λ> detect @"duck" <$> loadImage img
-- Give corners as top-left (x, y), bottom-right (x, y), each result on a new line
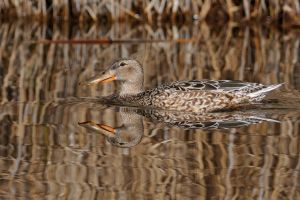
top-left (80, 58), bottom-right (282, 113)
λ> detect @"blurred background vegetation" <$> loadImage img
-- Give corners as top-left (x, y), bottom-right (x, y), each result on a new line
top-left (0, 0), bottom-right (299, 26)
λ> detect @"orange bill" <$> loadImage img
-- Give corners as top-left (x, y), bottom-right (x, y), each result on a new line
top-left (80, 74), bottom-right (116, 86)
top-left (78, 121), bottom-right (116, 136)
top-left (98, 75), bottom-right (116, 84)
top-left (98, 124), bottom-right (115, 133)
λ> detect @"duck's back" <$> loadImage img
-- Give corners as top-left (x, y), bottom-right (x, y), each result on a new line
top-left (139, 80), bottom-right (281, 112)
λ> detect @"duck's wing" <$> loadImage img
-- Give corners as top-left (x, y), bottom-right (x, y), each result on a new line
top-left (162, 80), bottom-right (265, 93)
top-left (162, 80), bottom-right (283, 99)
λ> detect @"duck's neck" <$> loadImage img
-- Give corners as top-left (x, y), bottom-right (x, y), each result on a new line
top-left (119, 81), bottom-right (144, 96)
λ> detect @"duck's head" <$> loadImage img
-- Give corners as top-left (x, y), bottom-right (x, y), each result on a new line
top-left (81, 59), bottom-right (144, 95)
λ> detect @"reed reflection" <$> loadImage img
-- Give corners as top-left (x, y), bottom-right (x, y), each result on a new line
top-left (0, 100), bottom-right (300, 199)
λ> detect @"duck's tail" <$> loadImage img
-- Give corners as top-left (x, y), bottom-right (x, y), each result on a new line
top-left (247, 83), bottom-right (283, 99)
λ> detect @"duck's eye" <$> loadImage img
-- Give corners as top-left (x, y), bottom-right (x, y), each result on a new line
top-left (119, 62), bottom-right (126, 67)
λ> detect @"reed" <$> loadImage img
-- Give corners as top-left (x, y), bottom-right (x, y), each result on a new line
top-left (0, 0), bottom-right (300, 25)
top-left (1, 21), bottom-right (299, 102)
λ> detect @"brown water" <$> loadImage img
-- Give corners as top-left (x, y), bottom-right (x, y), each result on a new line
top-left (0, 21), bottom-right (300, 199)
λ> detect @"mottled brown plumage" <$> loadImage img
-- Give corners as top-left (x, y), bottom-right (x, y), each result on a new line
top-left (81, 59), bottom-right (282, 113)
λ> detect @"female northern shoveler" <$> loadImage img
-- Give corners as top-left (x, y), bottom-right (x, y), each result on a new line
top-left (80, 59), bottom-right (282, 112)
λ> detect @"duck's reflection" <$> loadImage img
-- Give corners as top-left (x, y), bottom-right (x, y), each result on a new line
top-left (78, 107), bottom-right (279, 148)
top-left (79, 110), bottom-right (144, 148)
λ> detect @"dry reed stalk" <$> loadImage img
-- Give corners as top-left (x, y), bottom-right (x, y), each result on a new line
top-left (0, 0), bottom-right (299, 25)
top-left (2, 21), bottom-right (298, 102)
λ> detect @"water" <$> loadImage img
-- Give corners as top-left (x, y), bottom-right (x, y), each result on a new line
top-left (0, 21), bottom-right (300, 199)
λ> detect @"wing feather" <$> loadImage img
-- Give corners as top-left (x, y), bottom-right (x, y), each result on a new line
top-left (160, 80), bottom-right (265, 94)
